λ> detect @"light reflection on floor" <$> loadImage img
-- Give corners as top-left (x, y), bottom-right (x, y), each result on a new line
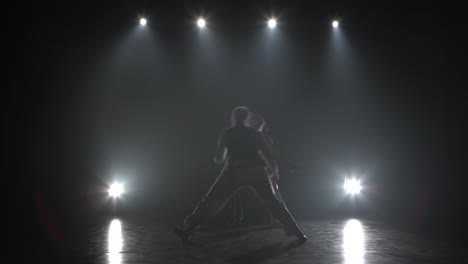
top-left (343, 219), bottom-right (365, 264)
top-left (108, 219), bottom-right (123, 264)
top-left (77, 217), bottom-right (466, 263)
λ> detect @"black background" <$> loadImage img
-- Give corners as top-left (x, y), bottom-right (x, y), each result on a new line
top-left (7, 0), bottom-right (467, 260)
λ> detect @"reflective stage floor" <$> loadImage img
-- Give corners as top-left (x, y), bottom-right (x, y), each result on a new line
top-left (69, 217), bottom-right (466, 264)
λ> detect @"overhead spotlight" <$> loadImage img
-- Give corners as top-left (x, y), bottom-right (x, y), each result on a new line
top-left (332, 20), bottom-right (339, 28)
top-left (197, 18), bottom-right (206, 28)
top-left (109, 182), bottom-right (124, 198)
top-left (268, 18), bottom-right (277, 29)
top-left (140, 18), bottom-right (147, 26)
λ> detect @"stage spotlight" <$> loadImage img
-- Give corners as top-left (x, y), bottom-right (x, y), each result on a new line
top-left (140, 18), bottom-right (147, 26)
top-left (332, 20), bottom-right (339, 28)
top-left (268, 18), bottom-right (277, 29)
top-left (109, 182), bottom-right (124, 198)
top-left (197, 18), bottom-right (206, 28)
top-left (344, 177), bottom-right (361, 195)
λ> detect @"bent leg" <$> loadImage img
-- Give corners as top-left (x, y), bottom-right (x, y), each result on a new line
top-left (182, 166), bottom-right (237, 234)
top-left (240, 167), bottom-right (305, 238)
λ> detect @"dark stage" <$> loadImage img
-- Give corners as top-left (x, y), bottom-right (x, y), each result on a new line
top-left (40, 217), bottom-right (468, 263)
top-left (9, 1), bottom-right (468, 263)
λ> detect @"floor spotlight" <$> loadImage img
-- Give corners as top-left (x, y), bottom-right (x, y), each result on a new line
top-left (109, 182), bottom-right (124, 198)
top-left (197, 18), bottom-right (206, 28)
top-left (332, 20), bottom-right (339, 28)
top-left (140, 18), bottom-right (147, 26)
top-left (268, 18), bottom-right (277, 29)
top-left (344, 177), bottom-right (361, 195)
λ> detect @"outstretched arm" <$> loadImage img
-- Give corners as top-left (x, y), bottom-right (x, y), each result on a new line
top-left (213, 132), bottom-right (227, 165)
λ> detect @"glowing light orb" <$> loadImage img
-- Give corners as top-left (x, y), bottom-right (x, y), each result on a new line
top-left (109, 182), bottom-right (124, 198)
top-left (332, 20), bottom-right (339, 28)
top-left (268, 18), bottom-right (277, 28)
top-left (344, 178), bottom-right (361, 195)
top-left (197, 18), bottom-right (206, 28)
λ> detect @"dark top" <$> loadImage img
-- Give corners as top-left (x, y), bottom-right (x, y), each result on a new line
top-left (222, 125), bottom-right (263, 163)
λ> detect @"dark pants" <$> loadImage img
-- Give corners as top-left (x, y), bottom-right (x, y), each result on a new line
top-left (183, 162), bottom-right (303, 236)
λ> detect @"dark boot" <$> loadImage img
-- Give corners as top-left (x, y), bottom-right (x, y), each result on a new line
top-left (173, 225), bottom-right (191, 242)
top-left (274, 207), bottom-right (307, 242)
top-left (174, 216), bottom-right (198, 242)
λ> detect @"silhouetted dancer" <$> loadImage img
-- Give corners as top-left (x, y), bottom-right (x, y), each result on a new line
top-left (226, 113), bottom-right (286, 228)
top-left (174, 106), bottom-right (306, 243)
top-left (205, 113), bottom-right (283, 229)
top-left (246, 114), bottom-right (299, 236)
